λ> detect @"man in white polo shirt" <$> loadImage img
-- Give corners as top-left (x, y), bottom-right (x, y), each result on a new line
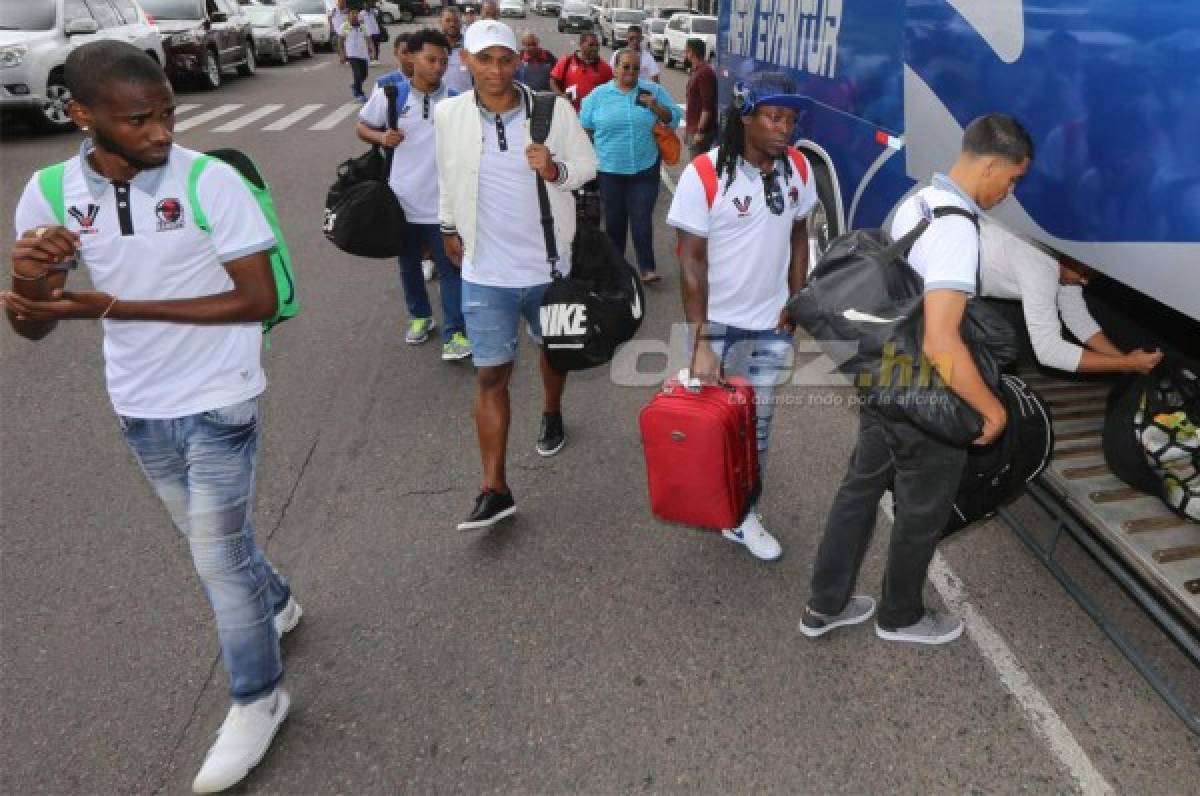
top-left (667, 73), bottom-right (816, 562)
top-left (608, 24), bottom-right (659, 83)
top-left (357, 27), bottom-right (471, 360)
top-left (435, 20), bottom-right (596, 530)
top-left (802, 113), bottom-right (1033, 647)
top-left (3, 43), bottom-right (296, 792)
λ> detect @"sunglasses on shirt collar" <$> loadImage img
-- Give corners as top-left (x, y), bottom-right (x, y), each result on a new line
top-left (762, 170), bottom-right (785, 215)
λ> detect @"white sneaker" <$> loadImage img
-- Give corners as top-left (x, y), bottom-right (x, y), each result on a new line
top-left (273, 596), bottom-right (303, 637)
top-left (721, 512), bottom-right (782, 561)
top-left (422, 258), bottom-right (435, 281)
top-left (193, 690), bottom-right (290, 793)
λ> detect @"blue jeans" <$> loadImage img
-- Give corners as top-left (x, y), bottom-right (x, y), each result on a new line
top-left (707, 323), bottom-right (794, 480)
top-left (398, 222), bottom-right (464, 342)
top-left (119, 397), bottom-right (287, 704)
top-left (597, 163), bottom-right (661, 274)
top-left (461, 280), bottom-right (550, 367)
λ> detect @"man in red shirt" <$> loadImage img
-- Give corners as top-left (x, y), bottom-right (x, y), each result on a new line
top-left (684, 38), bottom-right (718, 157)
top-left (549, 32), bottom-right (613, 112)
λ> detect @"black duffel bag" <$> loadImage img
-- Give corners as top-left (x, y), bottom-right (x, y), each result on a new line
top-left (943, 374), bottom-right (1054, 536)
top-left (323, 83), bottom-right (406, 258)
top-left (528, 92), bottom-right (644, 371)
top-left (1103, 359), bottom-right (1200, 521)
top-left (786, 207), bottom-right (1017, 446)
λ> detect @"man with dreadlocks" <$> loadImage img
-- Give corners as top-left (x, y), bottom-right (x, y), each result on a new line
top-left (665, 73), bottom-right (817, 562)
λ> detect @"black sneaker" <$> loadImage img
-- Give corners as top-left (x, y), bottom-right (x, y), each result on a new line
top-left (457, 489), bottom-right (516, 531)
top-left (536, 412), bottom-right (566, 457)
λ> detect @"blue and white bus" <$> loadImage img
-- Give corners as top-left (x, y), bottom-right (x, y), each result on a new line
top-left (715, 0), bottom-right (1199, 731)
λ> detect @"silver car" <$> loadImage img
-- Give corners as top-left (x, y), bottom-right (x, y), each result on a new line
top-left (0, 0), bottom-right (165, 132)
top-left (244, 4), bottom-right (312, 63)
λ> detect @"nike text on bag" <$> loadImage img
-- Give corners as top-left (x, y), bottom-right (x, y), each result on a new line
top-left (943, 375), bottom-right (1054, 536)
top-left (323, 83), bottom-right (407, 258)
top-left (1103, 360), bottom-right (1200, 521)
top-left (786, 207), bottom-right (1018, 446)
top-left (37, 150), bottom-right (299, 335)
top-left (529, 91), bottom-right (645, 371)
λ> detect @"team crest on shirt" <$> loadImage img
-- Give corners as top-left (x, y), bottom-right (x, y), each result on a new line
top-left (732, 196), bottom-right (753, 217)
top-left (155, 198), bottom-right (185, 231)
top-left (788, 185), bottom-right (800, 207)
top-left (68, 204), bottom-right (100, 234)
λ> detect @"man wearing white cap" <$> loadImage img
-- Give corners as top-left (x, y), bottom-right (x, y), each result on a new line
top-left (435, 20), bottom-right (597, 531)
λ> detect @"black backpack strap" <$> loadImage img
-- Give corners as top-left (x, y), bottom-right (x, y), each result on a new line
top-left (881, 203), bottom-right (982, 292)
top-left (529, 92), bottom-right (561, 276)
top-left (383, 84), bottom-right (399, 175)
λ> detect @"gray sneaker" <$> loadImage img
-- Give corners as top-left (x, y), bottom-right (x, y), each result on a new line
top-left (799, 596), bottom-right (876, 638)
top-left (875, 611), bottom-right (964, 645)
top-left (405, 317), bottom-right (435, 345)
top-left (441, 332), bottom-right (472, 361)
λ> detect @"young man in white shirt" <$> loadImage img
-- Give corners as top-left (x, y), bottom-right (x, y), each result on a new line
top-left (801, 114), bottom-right (1033, 646)
top-left (440, 7), bottom-right (473, 94)
top-left (3, 43), bottom-right (297, 792)
top-left (666, 74), bottom-right (817, 562)
top-left (608, 25), bottom-right (659, 83)
top-left (978, 219), bottom-right (1162, 374)
top-left (357, 28), bottom-right (471, 360)
top-left (337, 5), bottom-right (379, 101)
top-left (434, 20), bottom-right (597, 529)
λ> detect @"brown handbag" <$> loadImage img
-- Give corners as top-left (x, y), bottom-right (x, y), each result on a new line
top-left (652, 123), bottom-right (681, 166)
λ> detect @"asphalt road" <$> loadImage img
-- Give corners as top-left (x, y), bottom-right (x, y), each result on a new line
top-left (1, 12), bottom-right (1198, 794)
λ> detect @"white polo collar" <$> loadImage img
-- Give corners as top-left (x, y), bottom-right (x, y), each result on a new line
top-left (78, 139), bottom-right (170, 202)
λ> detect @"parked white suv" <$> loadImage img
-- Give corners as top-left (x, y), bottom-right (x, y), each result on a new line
top-left (0, 0), bottom-right (165, 132)
top-left (282, 0), bottom-right (332, 50)
top-left (663, 13), bottom-right (715, 69)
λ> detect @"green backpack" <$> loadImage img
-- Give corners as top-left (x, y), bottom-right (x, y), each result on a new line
top-left (36, 148), bottom-right (298, 335)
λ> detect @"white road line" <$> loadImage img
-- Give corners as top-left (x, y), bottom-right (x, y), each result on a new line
top-left (174, 104), bottom-right (243, 132)
top-left (263, 103), bottom-right (324, 131)
top-left (878, 497), bottom-right (1114, 794)
top-left (309, 102), bottom-right (361, 131)
top-left (174, 103), bottom-right (202, 116)
top-left (212, 104), bottom-right (285, 132)
top-left (299, 61), bottom-right (331, 72)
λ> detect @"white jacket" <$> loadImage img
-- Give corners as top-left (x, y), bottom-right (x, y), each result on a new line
top-left (435, 85), bottom-right (598, 264)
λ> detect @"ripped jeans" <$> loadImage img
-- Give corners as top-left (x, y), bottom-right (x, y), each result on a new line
top-left (119, 396), bottom-right (288, 703)
top-left (706, 323), bottom-right (795, 488)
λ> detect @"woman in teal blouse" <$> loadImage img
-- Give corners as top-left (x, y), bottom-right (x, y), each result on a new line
top-left (580, 48), bottom-right (683, 282)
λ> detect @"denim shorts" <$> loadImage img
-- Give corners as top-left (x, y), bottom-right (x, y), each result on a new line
top-left (462, 280), bottom-right (551, 367)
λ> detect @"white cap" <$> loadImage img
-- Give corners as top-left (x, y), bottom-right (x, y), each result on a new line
top-left (463, 19), bottom-right (518, 54)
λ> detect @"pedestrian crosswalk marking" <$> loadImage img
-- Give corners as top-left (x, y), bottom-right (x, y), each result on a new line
top-left (263, 103), bottom-right (325, 131)
top-left (309, 102), bottom-right (361, 131)
top-left (174, 104), bottom-right (244, 132)
top-left (174, 103), bottom-right (202, 116)
top-left (213, 104), bottom-right (286, 132)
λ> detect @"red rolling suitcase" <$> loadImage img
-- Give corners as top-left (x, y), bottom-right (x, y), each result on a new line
top-left (639, 373), bottom-right (759, 530)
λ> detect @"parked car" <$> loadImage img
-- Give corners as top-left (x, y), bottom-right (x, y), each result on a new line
top-left (0, 0), bottom-right (165, 132)
top-left (281, 0), bottom-right (332, 49)
top-left (646, 5), bottom-right (688, 19)
top-left (534, 0), bottom-right (561, 16)
top-left (598, 7), bottom-right (643, 48)
top-left (557, 0), bottom-right (590, 32)
top-left (138, 0), bottom-right (257, 89)
top-left (375, 0), bottom-right (416, 24)
top-left (663, 13), bottom-right (714, 68)
top-left (244, 3), bottom-right (311, 62)
top-left (498, 0), bottom-right (524, 18)
top-left (646, 17), bottom-right (667, 59)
